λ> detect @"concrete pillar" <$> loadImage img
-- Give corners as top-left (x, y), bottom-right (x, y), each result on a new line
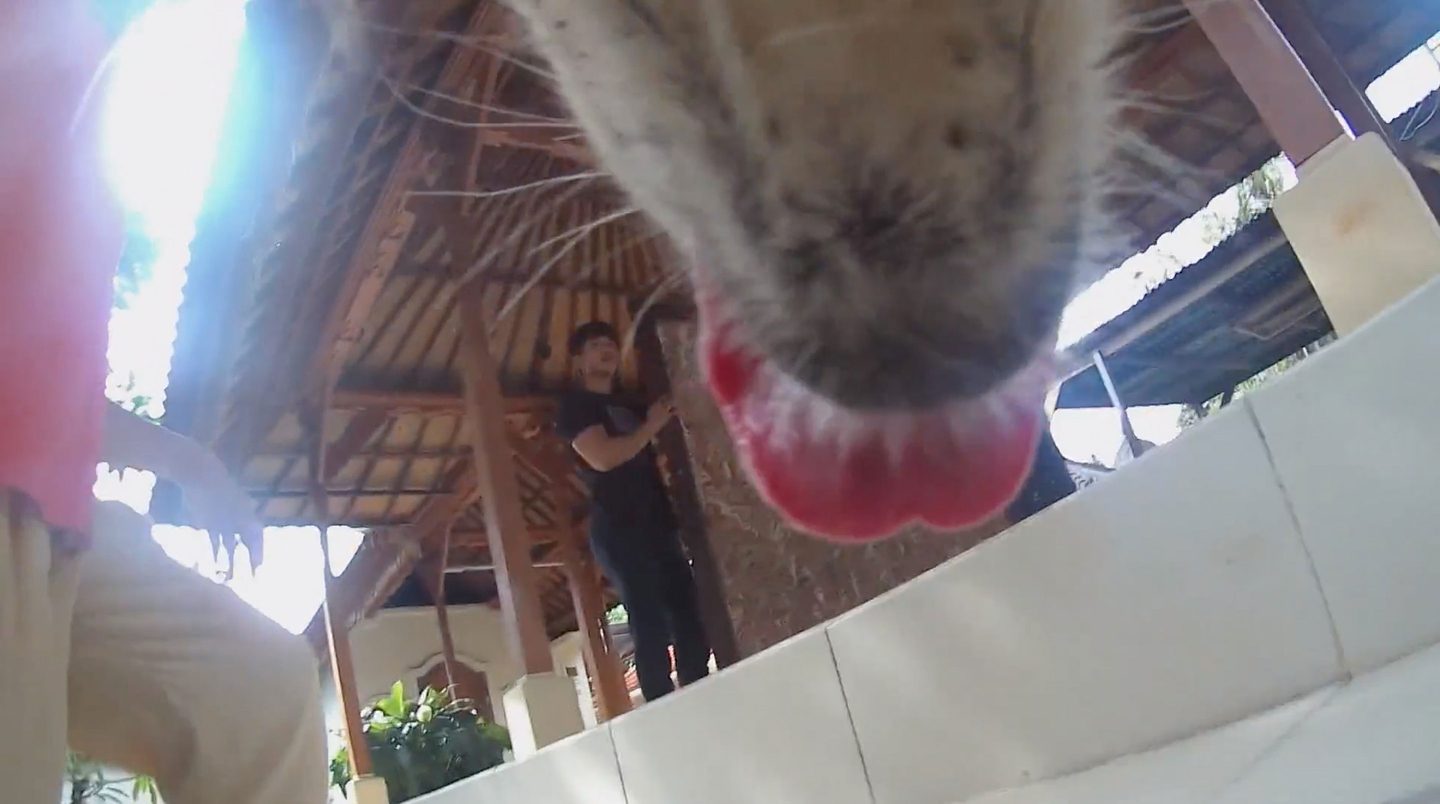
top-left (1275, 133), bottom-right (1440, 335)
top-left (501, 673), bottom-right (588, 758)
top-left (347, 775), bottom-right (391, 804)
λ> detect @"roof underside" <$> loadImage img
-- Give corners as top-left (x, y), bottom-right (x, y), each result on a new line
top-left (1056, 90), bottom-right (1440, 410)
top-left (162, 0), bottom-right (1440, 636)
top-left (1055, 213), bottom-right (1330, 409)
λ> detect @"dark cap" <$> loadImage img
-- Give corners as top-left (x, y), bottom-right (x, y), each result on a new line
top-left (568, 321), bottom-right (620, 356)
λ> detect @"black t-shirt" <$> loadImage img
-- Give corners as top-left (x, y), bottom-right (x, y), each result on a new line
top-left (556, 389), bottom-right (678, 534)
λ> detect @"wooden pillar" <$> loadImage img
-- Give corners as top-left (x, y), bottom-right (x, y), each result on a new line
top-left (455, 284), bottom-right (555, 675)
top-left (548, 451), bottom-right (632, 720)
top-left (1182, 0), bottom-right (1346, 166)
top-left (320, 564), bottom-right (373, 777)
top-left (1256, 0), bottom-right (1440, 218)
top-left (1256, 0), bottom-right (1390, 145)
top-left (305, 417), bottom-right (374, 780)
top-left (1005, 427), bottom-right (1077, 523)
top-left (419, 530), bottom-right (461, 699)
top-left (632, 315), bottom-right (742, 668)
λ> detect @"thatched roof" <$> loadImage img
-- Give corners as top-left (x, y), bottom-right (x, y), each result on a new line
top-left (159, 0), bottom-right (1440, 641)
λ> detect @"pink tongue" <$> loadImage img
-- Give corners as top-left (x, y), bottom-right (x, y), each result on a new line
top-left (701, 319), bottom-right (1043, 542)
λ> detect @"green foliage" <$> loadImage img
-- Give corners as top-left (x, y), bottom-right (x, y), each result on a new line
top-left (114, 215), bottom-right (158, 312)
top-left (105, 369), bottom-right (159, 423)
top-left (65, 751), bottom-right (159, 804)
top-left (1178, 334), bottom-right (1336, 429)
top-left (605, 604), bottom-right (629, 626)
top-left (1198, 158), bottom-right (1290, 247)
top-left (331, 682), bottom-right (511, 803)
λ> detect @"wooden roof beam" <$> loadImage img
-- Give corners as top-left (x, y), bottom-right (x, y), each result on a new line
top-left (1181, 0), bottom-right (1345, 166)
top-left (473, 127), bottom-right (593, 166)
top-left (329, 388), bottom-right (557, 415)
top-left (323, 407), bottom-right (391, 480)
top-left (305, 2), bottom-right (500, 410)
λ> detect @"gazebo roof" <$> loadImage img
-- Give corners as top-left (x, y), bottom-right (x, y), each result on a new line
top-left (158, 0), bottom-right (1440, 640)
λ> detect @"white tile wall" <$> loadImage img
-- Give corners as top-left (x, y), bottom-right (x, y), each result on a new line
top-left (1247, 277), bottom-right (1440, 674)
top-left (610, 630), bottom-right (873, 804)
top-left (826, 407), bottom-right (1343, 804)
top-left (411, 276), bottom-right (1440, 804)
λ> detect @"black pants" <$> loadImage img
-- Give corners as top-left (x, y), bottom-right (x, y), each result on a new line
top-left (590, 522), bottom-right (712, 702)
top-left (1006, 426), bottom-right (1078, 523)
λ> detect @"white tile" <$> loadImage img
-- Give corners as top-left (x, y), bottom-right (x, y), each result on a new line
top-left (965, 688), bottom-right (1336, 804)
top-left (1213, 642), bottom-right (1440, 804)
top-left (412, 725), bottom-right (627, 804)
top-left (611, 630), bottom-right (873, 804)
top-left (1246, 276), bottom-right (1440, 674)
top-left (827, 407), bottom-right (1343, 804)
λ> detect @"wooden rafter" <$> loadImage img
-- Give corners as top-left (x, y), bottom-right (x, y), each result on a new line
top-left (1181, 0), bottom-right (1346, 166)
top-left (330, 388), bottom-right (556, 415)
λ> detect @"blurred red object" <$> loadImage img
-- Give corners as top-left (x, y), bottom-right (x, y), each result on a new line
top-left (0, 0), bottom-right (125, 539)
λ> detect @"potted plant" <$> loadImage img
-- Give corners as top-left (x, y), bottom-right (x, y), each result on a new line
top-left (64, 751), bottom-right (160, 804)
top-left (331, 682), bottom-right (511, 803)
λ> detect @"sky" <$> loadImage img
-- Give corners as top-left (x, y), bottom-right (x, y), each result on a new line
top-left (96, 0), bottom-right (362, 633)
top-left (97, 7), bottom-right (1440, 632)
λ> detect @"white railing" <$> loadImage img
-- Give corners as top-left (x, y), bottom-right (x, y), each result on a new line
top-left (412, 274), bottom-right (1440, 804)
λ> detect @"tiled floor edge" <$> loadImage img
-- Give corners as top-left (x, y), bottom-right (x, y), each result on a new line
top-left (824, 628), bottom-right (880, 804)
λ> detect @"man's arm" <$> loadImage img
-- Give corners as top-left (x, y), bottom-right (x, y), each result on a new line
top-left (569, 396), bottom-right (675, 472)
top-left (99, 401), bottom-right (262, 543)
top-left (99, 400), bottom-right (205, 481)
top-left (572, 421), bottom-right (662, 472)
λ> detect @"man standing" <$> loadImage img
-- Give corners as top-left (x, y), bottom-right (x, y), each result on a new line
top-left (556, 321), bottom-right (712, 702)
top-left (0, 4), bottom-right (326, 801)
top-left (1005, 427), bottom-right (1079, 523)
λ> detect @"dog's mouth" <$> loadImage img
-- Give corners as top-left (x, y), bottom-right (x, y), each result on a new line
top-left (696, 292), bottom-right (1050, 542)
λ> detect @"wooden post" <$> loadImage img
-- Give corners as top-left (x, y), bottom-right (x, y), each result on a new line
top-left (1255, 0), bottom-right (1440, 219)
top-left (1256, 0), bottom-right (1391, 146)
top-left (1181, 0), bottom-right (1346, 166)
top-left (455, 282), bottom-right (555, 675)
top-left (547, 448), bottom-right (632, 720)
top-left (631, 316), bottom-right (742, 668)
top-left (418, 526), bottom-right (461, 699)
top-left (320, 564), bottom-right (373, 777)
top-left (305, 416), bottom-right (375, 780)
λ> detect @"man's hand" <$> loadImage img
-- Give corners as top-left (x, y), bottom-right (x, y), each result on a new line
top-left (645, 396), bottom-right (676, 435)
top-left (179, 451), bottom-right (263, 552)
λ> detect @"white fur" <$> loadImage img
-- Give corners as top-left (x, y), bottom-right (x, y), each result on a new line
top-left (502, 0), bottom-right (1119, 415)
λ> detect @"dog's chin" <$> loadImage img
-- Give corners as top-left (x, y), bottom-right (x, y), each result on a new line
top-left (695, 292), bottom-right (1051, 542)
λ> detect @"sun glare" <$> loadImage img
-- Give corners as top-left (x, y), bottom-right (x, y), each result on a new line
top-left (101, 0), bottom-right (249, 243)
top-left (98, 0), bottom-right (365, 635)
